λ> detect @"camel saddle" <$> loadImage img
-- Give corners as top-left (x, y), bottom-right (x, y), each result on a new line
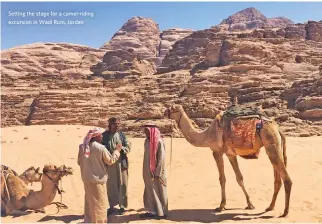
top-left (219, 105), bottom-right (268, 159)
top-left (223, 104), bottom-right (264, 118)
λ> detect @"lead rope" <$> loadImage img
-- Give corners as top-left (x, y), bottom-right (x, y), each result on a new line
top-left (167, 120), bottom-right (174, 181)
top-left (48, 177), bottom-right (68, 214)
top-left (3, 172), bottom-right (11, 202)
top-left (60, 179), bottom-right (64, 203)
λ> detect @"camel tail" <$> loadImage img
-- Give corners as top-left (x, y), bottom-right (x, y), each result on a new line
top-left (280, 130), bottom-right (287, 168)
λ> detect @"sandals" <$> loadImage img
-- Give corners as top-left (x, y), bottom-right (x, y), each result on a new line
top-left (107, 207), bottom-right (116, 215)
top-left (118, 208), bottom-right (126, 215)
top-left (139, 212), bottom-right (167, 219)
top-left (140, 212), bottom-right (156, 218)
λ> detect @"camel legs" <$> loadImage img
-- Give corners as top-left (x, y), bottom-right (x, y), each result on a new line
top-left (266, 166), bottom-right (282, 212)
top-left (263, 133), bottom-right (292, 217)
top-left (1, 200), bottom-right (29, 216)
top-left (213, 151), bottom-right (226, 212)
top-left (227, 155), bottom-right (255, 210)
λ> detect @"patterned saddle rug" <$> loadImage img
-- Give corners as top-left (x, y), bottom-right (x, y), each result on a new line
top-left (219, 104), bottom-right (266, 159)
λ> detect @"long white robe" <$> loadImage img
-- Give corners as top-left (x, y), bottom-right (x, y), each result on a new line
top-left (143, 139), bottom-right (168, 216)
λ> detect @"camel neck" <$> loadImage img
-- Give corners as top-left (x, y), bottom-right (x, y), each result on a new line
top-left (24, 174), bottom-right (58, 210)
top-left (175, 111), bottom-right (219, 147)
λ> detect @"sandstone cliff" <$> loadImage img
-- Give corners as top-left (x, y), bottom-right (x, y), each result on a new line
top-left (1, 8), bottom-right (322, 137)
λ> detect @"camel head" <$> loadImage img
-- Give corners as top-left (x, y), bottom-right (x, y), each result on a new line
top-left (23, 166), bottom-right (42, 183)
top-left (42, 164), bottom-right (73, 181)
top-left (164, 104), bottom-right (185, 121)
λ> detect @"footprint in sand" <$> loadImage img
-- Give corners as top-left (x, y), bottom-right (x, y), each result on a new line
top-left (304, 201), bottom-right (314, 210)
top-left (313, 215), bottom-right (322, 222)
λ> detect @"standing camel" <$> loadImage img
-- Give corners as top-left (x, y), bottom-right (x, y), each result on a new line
top-left (164, 104), bottom-right (292, 217)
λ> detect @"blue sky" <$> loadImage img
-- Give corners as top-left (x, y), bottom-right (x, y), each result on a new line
top-left (1, 2), bottom-right (322, 50)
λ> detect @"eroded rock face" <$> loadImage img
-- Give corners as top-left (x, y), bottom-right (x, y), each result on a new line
top-left (158, 28), bottom-right (194, 66)
top-left (161, 30), bottom-right (322, 73)
top-left (1, 10), bottom-right (322, 137)
top-left (218, 7), bottom-right (293, 31)
top-left (306, 21), bottom-right (322, 42)
top-left (90, 49), bottom-right (156, 77)
top-left (219, 39), bottom-right (275, 66)
top-left (267, 17), bottom-right (294, 28)
top-left (1, 43), bottom-right (105, 127)
top-left (220, 7), bottom-right (268, 30)
top-left (159, 29), bottom-right (229, 73)
top-left (98, 18), bottom-right (194, 69)
top-left (1, 43), bottom-right (104, 78)
top-left (282, 77), bottom-right (322, 119)
top-left (240, 22), bottom-right (322, 42)
top-left (284, 24), bottom-right (307, 39)
top-left (100, 16), bottom-right (161, 62)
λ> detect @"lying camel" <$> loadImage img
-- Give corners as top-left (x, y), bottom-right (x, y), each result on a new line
top-left (1, 165), bottom-right (42, 185)
top-left (164, 104), bottom-right (292, 217)
top-left (1, 164), bottom-right (73, 216)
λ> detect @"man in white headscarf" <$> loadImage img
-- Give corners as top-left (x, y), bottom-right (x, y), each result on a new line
top-left (78, 128), bottom-right (122, 223)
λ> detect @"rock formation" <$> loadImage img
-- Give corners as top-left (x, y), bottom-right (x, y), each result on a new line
top-left (90, 49), bottom-right (156, 77)
top-left (100, 16), bottom-right (161, 66)
top-left (157, 28), bottom-right (194, 65)
top-left (217, 7), bottom-right (294, 31)
top-left (306, 21), bottom-right (322, 42)
top-left (1, 8), bottom-right (322, 137)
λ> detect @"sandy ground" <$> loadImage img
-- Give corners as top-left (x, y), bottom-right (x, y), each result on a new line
top-left (1, 125), bottom-right (322, 223)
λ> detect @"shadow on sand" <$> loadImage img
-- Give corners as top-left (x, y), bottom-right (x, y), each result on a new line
top-left (108, 208), bottom-right (276, 223)
top-left (38, 214), bottom-right (83, 223)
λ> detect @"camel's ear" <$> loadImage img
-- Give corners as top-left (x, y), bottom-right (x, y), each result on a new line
top-left (36, 167), bottom-right (40, 172)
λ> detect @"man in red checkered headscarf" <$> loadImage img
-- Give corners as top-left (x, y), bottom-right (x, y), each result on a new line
top-left (140, 123), bottom-right (168, 220)
top-left (78, 128), bottom-right (122, 223)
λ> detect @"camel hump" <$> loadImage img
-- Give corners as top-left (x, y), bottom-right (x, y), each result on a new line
top-left (2, 171), bottom-right (29, 208)
top-left (1, 165), bottom-right (18, 176)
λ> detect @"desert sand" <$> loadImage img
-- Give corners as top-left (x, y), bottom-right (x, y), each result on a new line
top-left (1, 125), bottom-right (322, 223)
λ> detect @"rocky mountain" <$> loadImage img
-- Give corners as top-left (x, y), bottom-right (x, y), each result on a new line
top-left (100, 17), bottom-right (161, 66)
top-left (267, 17), bottom-right (294, 28)
top-left (1, 8), bottom-right (322, 137)
top-left (221, 7), bottom-right (267, 25)
top-left (217, 7), bottom-right (294, 31)
top-left (99, 17), bottom-right (193, 68)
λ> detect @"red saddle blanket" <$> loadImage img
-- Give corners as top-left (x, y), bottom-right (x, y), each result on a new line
top-left (222, 117), bottom-right (260, 158)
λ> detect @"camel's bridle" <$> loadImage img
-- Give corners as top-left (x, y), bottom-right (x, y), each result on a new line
top-left (43, 171), bottom-right (64, 194)
top-left (167, 108), bottom-right (183, 129)
top-left (43, 170), bottom-right (68, 214)
top-left (166, 107), bottom-right (183, 181)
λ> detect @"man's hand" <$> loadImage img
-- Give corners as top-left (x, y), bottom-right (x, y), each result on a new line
top-left (115, 144), bottom-right (122, 152)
